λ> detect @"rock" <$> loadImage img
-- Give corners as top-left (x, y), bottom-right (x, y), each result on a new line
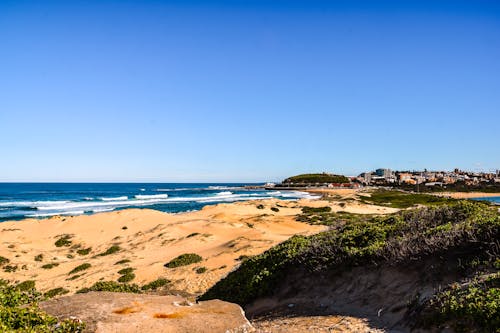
top-left (40, 292), bottom-right (254, 333)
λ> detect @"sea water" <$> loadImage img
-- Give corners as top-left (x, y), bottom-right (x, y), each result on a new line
top-left (0, 183), bottom-right (316, 222)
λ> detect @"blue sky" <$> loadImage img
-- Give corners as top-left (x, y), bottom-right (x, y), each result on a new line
top-left (0, 0), bottom-right (499, 182)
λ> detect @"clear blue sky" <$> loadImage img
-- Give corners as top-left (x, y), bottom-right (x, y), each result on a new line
top-left (1, 0), bottom-right (499, 182)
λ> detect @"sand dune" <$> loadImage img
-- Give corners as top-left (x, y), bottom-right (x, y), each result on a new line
top-left (0, 199), bottom-right (326, 294)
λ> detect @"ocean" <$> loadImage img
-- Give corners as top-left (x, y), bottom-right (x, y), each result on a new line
top-left (472, 196), bottom-right (500, 204)
top-left (0, 183), bottom-right (316, 222)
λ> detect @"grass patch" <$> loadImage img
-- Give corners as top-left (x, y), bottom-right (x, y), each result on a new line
top-left (41, 263), bottom-right (59, 269)
top-left (77, 281), bottom-right (142, 294)
top-left (164, 253), bottom-right (202, 268)
top-left (358, 189), bottom-right (453, 208)
top-left (141, 278), bottom-right (170, 291)
top-left (195, 267), bottom-right (207, 274)
top-left (3, 265), bottom-right (17, 273)
top-left (117, 273), bottom-right (135, 283)
top-left (97, 245), bottom-right (120, 256)
top-left (76, 247), bottom-right (91, 256)
top-left (118, 267), bottom-right (134, 275)
top-left (44, 287), bottom-right (69, 299)
top-left (55, 235), bottom-right (72, 247)
top-left (68, 263), bottom-right (91, 275)
top-left (16, 280), bottom-right (35, 292)
top-left (0, 256), bottom-right (10, 266)
top-left (115, 259), bottom-right (131, 265)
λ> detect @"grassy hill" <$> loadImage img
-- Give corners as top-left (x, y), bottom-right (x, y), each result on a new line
top-left (283, 173), bottom-right (350, 184)
top-left (200, 198), bottom-right (500, 332)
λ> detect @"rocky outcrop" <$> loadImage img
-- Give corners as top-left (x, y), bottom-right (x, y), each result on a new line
top-left (40, 292), bottom-right (254, 333)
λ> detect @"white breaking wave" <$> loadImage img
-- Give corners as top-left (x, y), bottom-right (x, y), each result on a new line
top-left (26, 210), bottom-right (85, 218)
top-left (215, 191), bottom-right (233, 196)
top-left (36, 197), bottom-right (171, 211)
top-left (208, 186), bottom-right (230, 190)
top-left (0, 200), bottom-right (71, 208)
top-left (91, 207), bottom-right (115, 213)
top-left (100, 196), bottom-right (128, 201)
top-left (134, 194), bottom-right (168, 200)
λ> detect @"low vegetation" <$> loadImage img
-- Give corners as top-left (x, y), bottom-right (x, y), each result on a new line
top-left (0, 279), bottom-right (84, 332)
top-left (297, 206), bottom-right (370, 226)
top-left (68, 263), bottom-right (91, 275)
top-left (76, 247), bottom-right (91, 256)
top-left (200, 200), bottom-right (500, 332)
top-left (195, 267), bottom-right (207, 274)
top-left (115, 259), bottom-right (131, 265)
top-left (97, 245), bottom-right (120, 256)
top-left (358, 189), bottom-right (454, 208)
top-left (141, 278), bottom-right (170, 291)
top-left (44, 287), bottom-right (69, 299)
top-left (55, 235), bottom-right (73, 247)
top-left (34, 254), bottom-right (44, 262)
top-left (41, 263), bottom-right (59, 269)
top-left (0, 256), bottom-right (10, 266)
top-left (164, 253), bottom-right (202, 268)
top-left (117, 267), bottom-right (135, 283)
top-left (77, 281), bottom-right (142, 294)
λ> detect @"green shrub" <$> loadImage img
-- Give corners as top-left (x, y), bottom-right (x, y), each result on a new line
top-left (77, 281), bottom-right (142, 294)
top-left (44, 287), bottom-right (69, 298)
top-left (115, 259), bottom-right (131, 265)
top-left (3, 265), bottom-right (17, 272)
top-left (97, 245), bottom-right (120, 256)
top-left (34, 254), bottom-right (44, 262)
top-left (42, 263), bottom-right (59, 269)
top-left (201, 201), bottom-right (500, 308)
top-left (186, 232), bottom-right (200, 238)
top-left (256, 204), bottom-right (265, 209)
top-left (117, 273), bottom-right (135, 283)
top-left (301, 206), bottom-right (332, 214)
top-left (118, 267), bottom-right (134, 275)
top-left (164, 253), bottom-right (202, 268)
top-left (16, 280), bottom-right (35, 292)
top-left (421, 274), bottom-right (500, 332)
top-left (0, 279), bottom-right (84, 332)
top-left (141, 278), bottom-right (170, 291)
top-left (68, 263), bottom-right (91, 275)
top-left (195, 267), bottom-right (207, 274)
top-left (55, 235), bottom-right (72, 247)
top-left (271, 207), bottom-right (279, 212)
top-left (200, 235), bottom-right (310, 304)
top-left (0, 256), bottom-right (10, 266)
top-left (76, 247), bottom-right (91, 256)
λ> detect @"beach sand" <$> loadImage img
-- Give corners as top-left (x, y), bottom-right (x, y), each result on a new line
top-left (0, 196), bottom-right (398, 295)
top-left (0, 199), bottom-right (325, 294)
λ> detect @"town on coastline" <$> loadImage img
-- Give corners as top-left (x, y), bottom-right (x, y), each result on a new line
top-left (268, 169), bottom-right (500, 192)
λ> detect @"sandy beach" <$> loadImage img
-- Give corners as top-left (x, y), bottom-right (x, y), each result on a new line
top-left (0, 195), bottom-right (398, 295)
